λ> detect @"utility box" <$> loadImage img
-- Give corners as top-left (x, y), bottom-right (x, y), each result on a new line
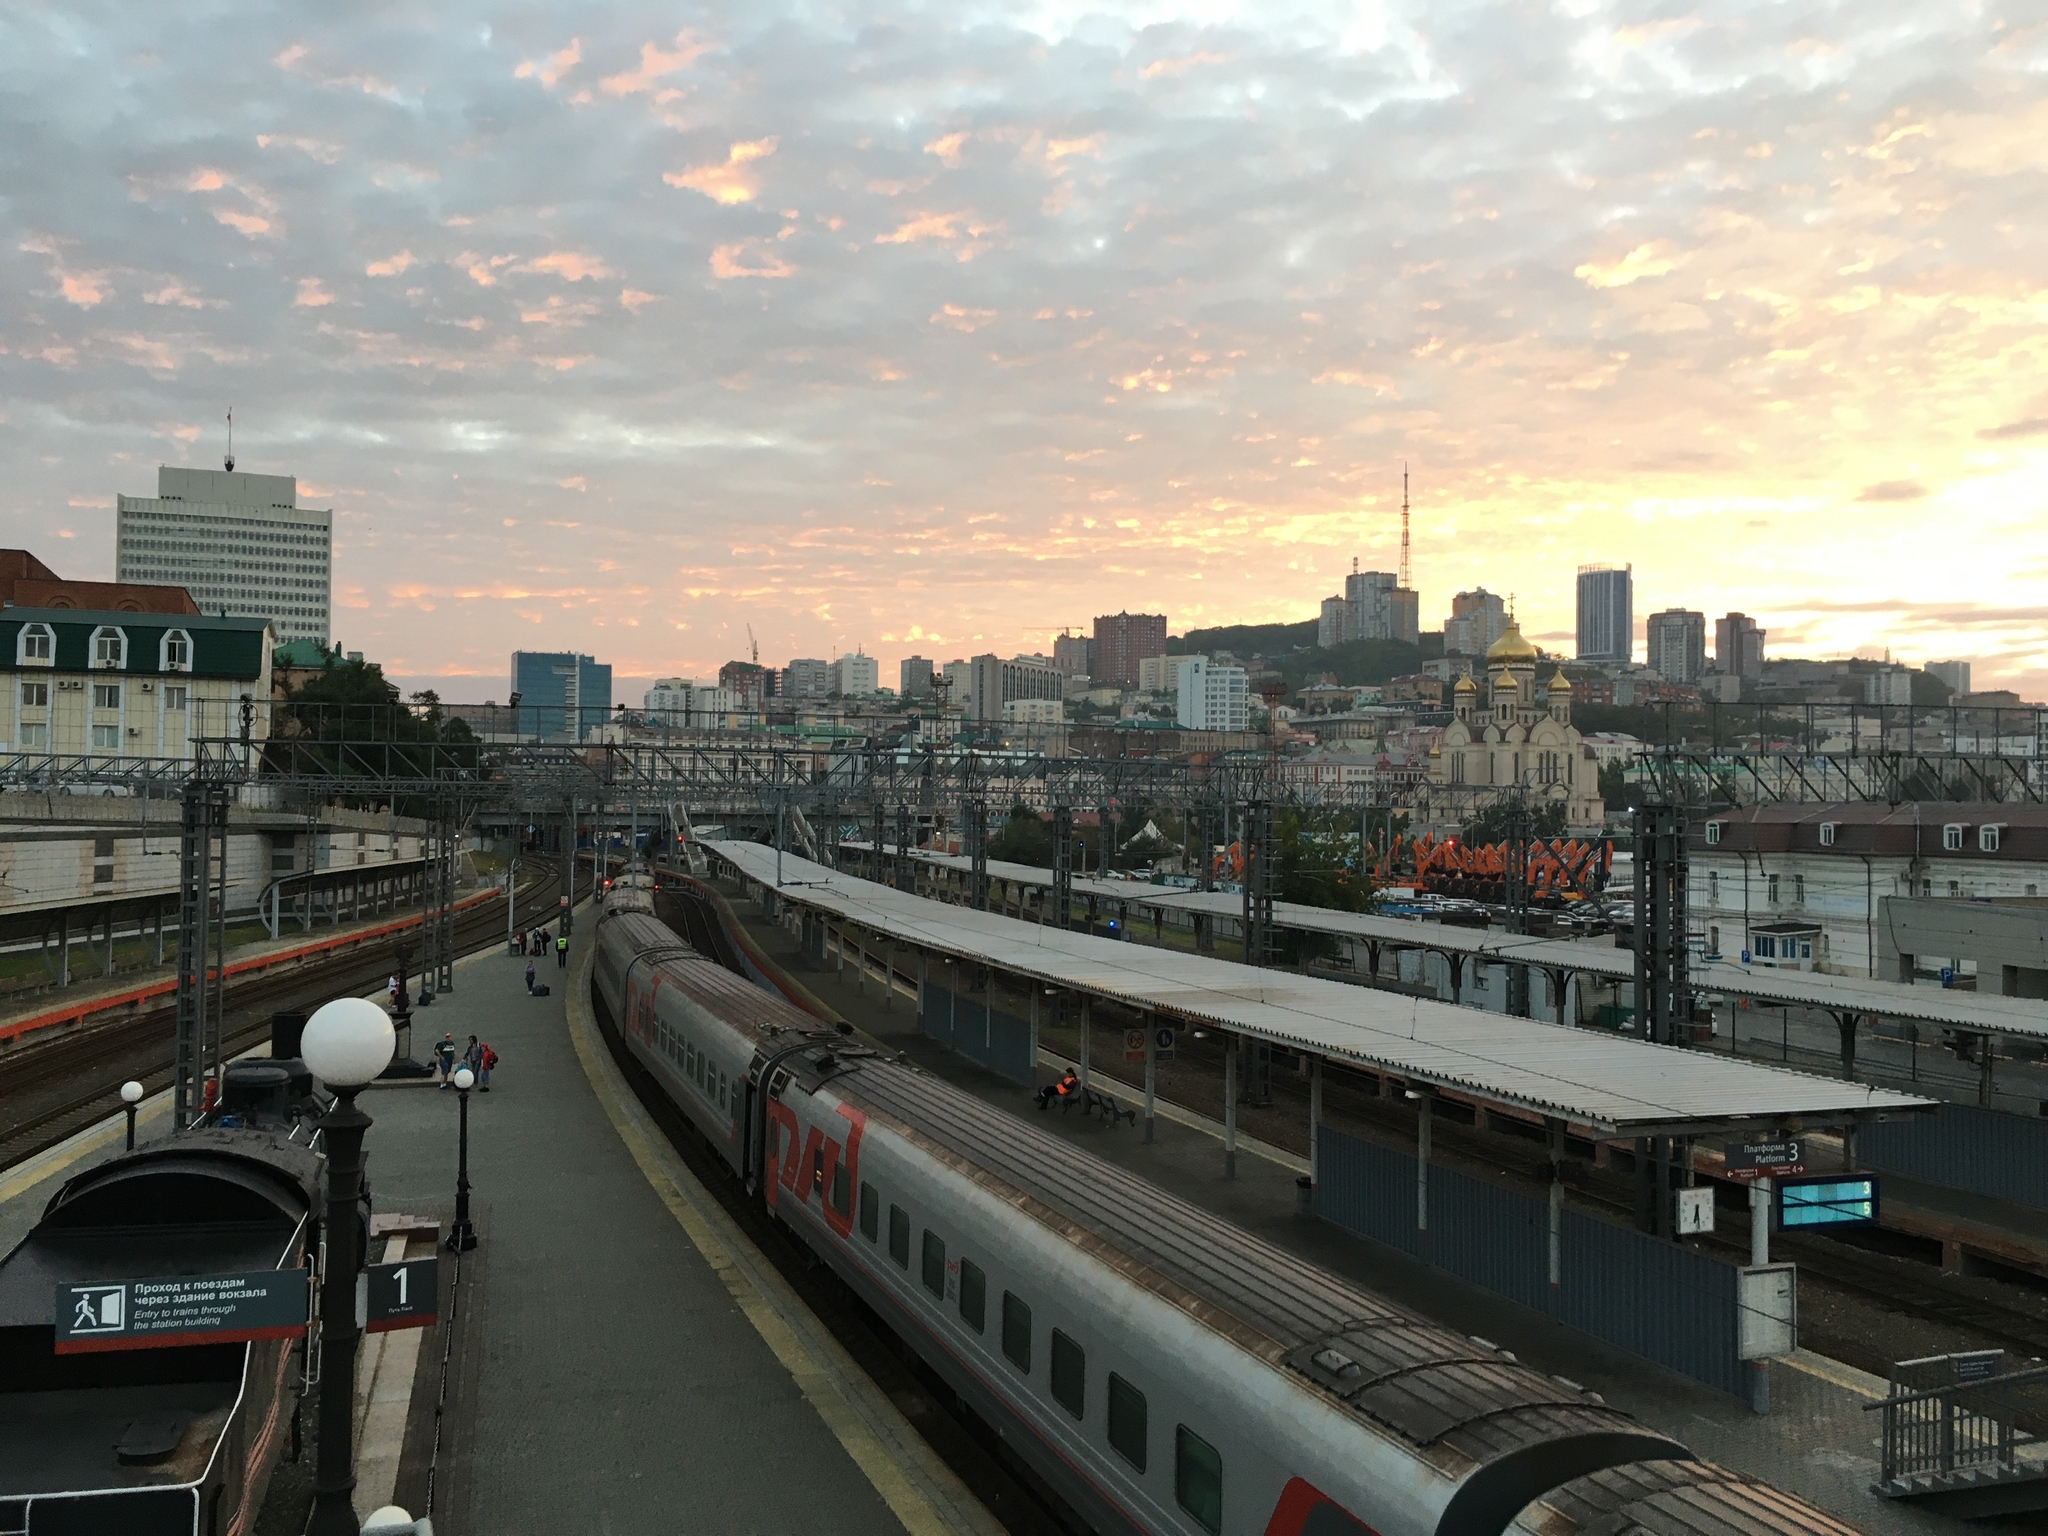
top-left (1738, 1264), bottom-right (1797, 1359)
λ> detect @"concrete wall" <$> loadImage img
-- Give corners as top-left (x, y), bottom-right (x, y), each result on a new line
top-left (1875, 896), bottom-right (2048, 997)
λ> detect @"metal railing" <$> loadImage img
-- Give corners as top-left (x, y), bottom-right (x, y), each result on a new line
top-left (1869, 1353), bottom-right (2048, 1489)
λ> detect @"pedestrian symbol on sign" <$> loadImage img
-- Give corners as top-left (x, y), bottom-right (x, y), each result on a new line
top-left (71, 1285), bottom-right (124, 1332)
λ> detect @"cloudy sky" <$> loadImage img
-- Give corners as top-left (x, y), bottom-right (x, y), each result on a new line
top-left (5, 1), bottom-right (2045, 700)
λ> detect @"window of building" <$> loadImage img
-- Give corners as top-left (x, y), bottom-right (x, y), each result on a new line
top-left (1108, 1374), bottom-right (1147, 1471)
top-left (859, 1183), bottom-right (879, 1241)
top-left (1942, 824), bottom-right (1965, 852)
top-left (92, 626), bottom-right (126, 668)
top-left (91, 724), bottom-right (119, 751)
top-left (1001, 1292), bottom-right (1031, 1372)
top-left (888, 1205), bottom-right (910, 1268)
top-left (160, 629), bottom-right (191, 671)
top-left (1793, 874), bottom-right (1805, 904)
top-left (165, 686), bottom-right (188, 711)
top-left (1755, 935), bottom-right (1775, 959)
top-left (93, 683), bottom-right (120, 710)
top-left (1818, 822), bottom-right (1837, 846)
top-left (18, 623), bottom-right (52, 665)
top-left (1767, 874), bottom-right (1779, 904)
top-left (20, 681), bottom-right (48, 709)
top-left (1175, 1427), bottom-right (1223, 1534)
top-left (1050, 1331), bottom-right (1085, 1419)
top-left (958, 1259), bottom-right (985, 1333)
top-left (921, 1230), bottom-right (946, 1299)
top-left (20, 723), bottom-right (48, 748)
top-left (1981, 825), bottom-right (2003, 853)
top-left (1708, 871), bottom-right (1718, 903)
top-left (1704, 821), bottom-right (1722, 845)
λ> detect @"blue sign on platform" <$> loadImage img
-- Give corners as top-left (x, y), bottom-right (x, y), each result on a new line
top-left (1775, 1174), bottom-right (1879, 1231)
top-left (1940, 967), bottom-right (1955, 987)
top-left (1740, 948), bottom-right (1751, 964)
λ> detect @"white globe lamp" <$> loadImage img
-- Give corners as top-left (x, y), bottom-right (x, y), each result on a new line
top-left (301, 997), bottom-right (395, 1089)
top-left (453, 1066), bottom-right (474, 1091)
top-left (120, 1080), bottom-right (144, 1105)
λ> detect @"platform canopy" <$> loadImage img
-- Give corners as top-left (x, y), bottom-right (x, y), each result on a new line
top-left (881, 844), bottom-right (2048, 1042)
top-left (710, 841), bottom-right (1933, 1140)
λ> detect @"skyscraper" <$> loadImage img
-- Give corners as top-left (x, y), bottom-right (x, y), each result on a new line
top-left (117, 465), bottom-right (333, 645)
top-left (1575, 565), bottom-right (1633, 664)
top-left (1091, 611), bottom-right (1168, 690)
top-left (1928, 659), bottom-right (1972, 695)
top-left (1443, 589), bottom-right (1508, 656)
top-left (1645, 609), bottom-right (1706, 684)
top-left (512, 651), bottom-right (612, 739)
top-left (899, 656), bottom-right (936, 698)
top-left (1714, 613), bottom-right (1766, 677)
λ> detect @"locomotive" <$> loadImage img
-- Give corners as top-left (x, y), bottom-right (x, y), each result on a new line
top-left (593, 901), bottom-right (1859, 1536)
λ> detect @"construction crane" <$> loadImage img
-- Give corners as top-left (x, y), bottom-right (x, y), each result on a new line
top-left (746, 623), bottom-right (759, 664)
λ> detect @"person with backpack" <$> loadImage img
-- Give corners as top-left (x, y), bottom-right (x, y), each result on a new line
top-left (477, 1039), bottom-right (498, 1091)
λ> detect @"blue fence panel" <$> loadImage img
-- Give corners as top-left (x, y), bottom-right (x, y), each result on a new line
top-left (1427, 1164), bottom-right (1551, 1312)
top-left (917, 983), bottom-right (1035, 1085)
top-left (1316, 1127), bottom-right (1744, 1397)
top-left (1559, 1210), bottom-right (1743, 1397)
top-left (1861, 1104), bottom-right (2048, 1210)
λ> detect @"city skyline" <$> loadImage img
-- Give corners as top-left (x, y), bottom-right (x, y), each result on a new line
top-left (4, 5), bottom-right (2043, 696)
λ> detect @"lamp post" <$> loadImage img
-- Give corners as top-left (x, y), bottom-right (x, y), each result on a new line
top-left (449, 1066), bottom-right (478, 1252)
top-left (301, 996), bottom-right (396, 1536)
top-left (504, 857), bottom-right (521, 955)
top-left (120, 1080), bottom-right (143, 1150)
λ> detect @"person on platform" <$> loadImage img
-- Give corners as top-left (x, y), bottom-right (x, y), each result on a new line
top-left (477, 1039), bottom-right (497, 1091)
top-left (1035, 1065), bottom-right (1081, 1111)
top-left (556, 931), bottom-right (569, 969)
top-left (434, 1032), bottom-right (457, 1089)
top-left (464, 1035), bottom-right (483, 1081)
top-left (524, 957), bottom-right (536, 994)
top-left (387, 973), bottom-right (401, 1011)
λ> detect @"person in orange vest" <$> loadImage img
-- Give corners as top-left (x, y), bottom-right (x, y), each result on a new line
top-left (1035, 1065), bottom-right (1080, 1111)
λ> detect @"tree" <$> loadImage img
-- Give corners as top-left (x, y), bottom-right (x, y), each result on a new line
top-left (1274, 809), bottom-right (1376, 913)
top-left (1598, 759), bottom-right (1631, 811)
top-left (987, 804), bottom-right (1051, 865)
top-left (1460, 797), bottom-right (1569, 846)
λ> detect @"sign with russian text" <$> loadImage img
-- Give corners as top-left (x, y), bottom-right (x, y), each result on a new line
top-left (367, 1258), bottom-right (438, 1332)
top-left (55, 1269), bottom-right (309, 1354)
top-left (1725, 1139), bottom-right (1804, 1179)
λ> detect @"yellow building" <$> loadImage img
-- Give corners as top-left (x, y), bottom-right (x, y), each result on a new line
top-left (1428, 622), bottom-right (1603, 829)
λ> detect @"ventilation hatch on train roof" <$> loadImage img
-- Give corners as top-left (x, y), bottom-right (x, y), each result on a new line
top-left (1284, 1330), bottom-right (1602, 1446)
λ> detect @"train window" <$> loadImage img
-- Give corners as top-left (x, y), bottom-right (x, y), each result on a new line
top-left (1001, 1293), bottom-right (1031, 1372)
top-left (830, 1163), bottom-right (850, 1216)
top-left (889, 1205), bottom-right (910, 1268)
top-left (1050, 1331), bottom-right (1085, 1420)
top-left (958, 1260), bottom-right (985, 1333)
top-left (1175, 1427), bottom-right (1222, 1534)
top-left (921, 1231), bottom-right (946, 1299)
top-left (859, 1183), bottom-right (878, 1241)
top-left (1107, 1375), bottom-right (1147, 1471)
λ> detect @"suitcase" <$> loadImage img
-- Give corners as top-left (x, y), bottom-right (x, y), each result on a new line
top-left (532, 983), bottom-right (551, 997)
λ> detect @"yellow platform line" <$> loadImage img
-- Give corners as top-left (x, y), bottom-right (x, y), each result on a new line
top-left (562, 941), bottom-right (997, 1536)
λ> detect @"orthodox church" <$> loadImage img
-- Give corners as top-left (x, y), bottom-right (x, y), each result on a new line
top-left (1428, 619), bottom-right (1605, 831)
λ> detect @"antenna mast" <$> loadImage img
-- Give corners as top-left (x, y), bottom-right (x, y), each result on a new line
top-left (225, 407), bottom-right (235, 473)
top-left (1399, 463), bottom-right (1411, 589)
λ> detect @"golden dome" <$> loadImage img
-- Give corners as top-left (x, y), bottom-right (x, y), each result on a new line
top-left (1486, 622), bottom-right (1538, 663)
top-left (1453, 672), bottom-right (1479, 693)
top-left (1546, 668), bottom-right (1573, 691)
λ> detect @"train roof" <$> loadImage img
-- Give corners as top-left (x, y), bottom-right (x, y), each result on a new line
top-left (606, 912), bottom-right (837, 1044)
top-left (1511, 1459), bottom-right (1863, 1536)
top-left (824, 1056), bottom-right (1682, 1489)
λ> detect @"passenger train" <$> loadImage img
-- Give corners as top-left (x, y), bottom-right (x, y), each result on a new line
top-left (593, 895), bottom-right (1860, 1536)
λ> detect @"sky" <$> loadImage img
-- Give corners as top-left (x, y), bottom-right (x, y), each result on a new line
top-left (4, 1), bottom-right (2045, 702)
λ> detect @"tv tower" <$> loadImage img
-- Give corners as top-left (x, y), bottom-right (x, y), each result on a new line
top-left (1399, 463), bottom-right (1412, 589)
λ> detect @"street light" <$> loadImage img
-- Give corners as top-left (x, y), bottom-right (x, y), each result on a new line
top-left (504, 856), bottom-right (521, 954)
top-left (301, 996), bottom-right (396, 1536)
top-left (120, 1080), bottom-right (143, 1150)
top-left (449, 1066), bottom-right (478, 1252)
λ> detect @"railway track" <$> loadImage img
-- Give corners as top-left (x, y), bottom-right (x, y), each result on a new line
top-left (0, 862), bottom-right (577, 1173)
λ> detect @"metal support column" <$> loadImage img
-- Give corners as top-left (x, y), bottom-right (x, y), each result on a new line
top-left (1223, 1033), bottom-right (1239, 1180)
top-left (1051, 804), bottom-right (1073, 931)
top-left (1633, 802), bottom-right (1689, 1045)
top-left (1142, 1018), bottom-right (1157, 1143)
top-left (1242, 798), bottom-right (1273, 967)
top-left (173, 779), bottom-right (230, 1129)
top-left (895, 804), bottom-right (911, 891)
top-left (1504, 795), bottom-right (1531, 1017)
top-left (968, 797), bottom-right (990, 912)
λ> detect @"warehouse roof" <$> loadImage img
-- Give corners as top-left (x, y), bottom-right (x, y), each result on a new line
top-left (710, 841), bottom-right (1933, 1139)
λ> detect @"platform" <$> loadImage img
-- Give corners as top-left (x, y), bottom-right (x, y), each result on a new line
top-left (717, 877), bottom-right (1991, 1536)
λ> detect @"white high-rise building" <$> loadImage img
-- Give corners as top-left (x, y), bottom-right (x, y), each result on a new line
top-left (1176, 658), bottom-right (1249, 732)
top-left (117, 466), bottom-right (333, 645)
top-left (833, 651), bottom-right (879, 696)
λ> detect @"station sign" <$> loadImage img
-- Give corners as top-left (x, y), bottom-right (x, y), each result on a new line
top-left (367, 1257), bottom-right (439, 1332)
top-left (1775, 1174), bottom-right (1879, 1231)
top-left (1725, 1139), bottom-right (1805, 1179)
top-left (1124, 1029), bottom-right (1147, 1065)
top-left (55, 1269), bottom-right (309, 1355)
top-left (1155, 1026), bottom-right (1176, 1063)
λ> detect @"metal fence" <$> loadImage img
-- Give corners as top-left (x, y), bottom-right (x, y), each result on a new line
top-left (1861, 1102), bottom-right (2048, 1210)
top-left (1316, 1126), bottom-right (1745, 1396)
top-left (918, 980), bottom-right (1036, 1085)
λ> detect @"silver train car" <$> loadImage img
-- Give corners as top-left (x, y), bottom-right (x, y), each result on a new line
top-left (593, 908), bottom-right (1860, 1536)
